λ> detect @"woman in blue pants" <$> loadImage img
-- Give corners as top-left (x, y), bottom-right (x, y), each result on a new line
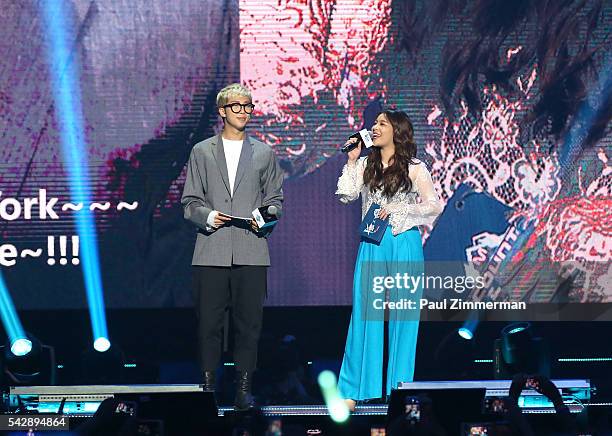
top-left (336, 110), bottom-right (443, 410)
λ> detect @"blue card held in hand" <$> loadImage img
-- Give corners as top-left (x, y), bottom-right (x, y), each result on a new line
top-left (359, 203), bottom-right (388, 244)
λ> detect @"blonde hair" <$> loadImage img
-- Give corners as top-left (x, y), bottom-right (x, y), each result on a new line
top-left (216, 83), bottom-right (252, 107)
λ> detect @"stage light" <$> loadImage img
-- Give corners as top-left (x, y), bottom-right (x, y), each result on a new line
top-left (93, 337), bottom-right (111, 353)
top-left (10, 338), bottom-right (33, 357)
top-left (40, 2), bottom-right (110, 350)
top-left (1, 334), bottom-right (57, 386)
top-left (494, 322), bottom-right (550, 378)
top-left (0, 273), bottom-right (30, 357)
top-left (317, 370), bottom-right (349, 423)
top-left (507, 325), bottom-right (527, 335)
top-left (458, 317), bottom-right (479, 340)
top-left (501, 322), bottom-right (532, 366)
top-left (458, 328), bottom-right (474, 340)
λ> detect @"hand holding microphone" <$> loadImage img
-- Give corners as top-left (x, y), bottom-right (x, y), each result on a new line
top-left (342, 129), bottom-right (374, 163)
top-left (346, 138), bottom-right (362, 163)
top-left (252, 205), bottom-right (279, 233)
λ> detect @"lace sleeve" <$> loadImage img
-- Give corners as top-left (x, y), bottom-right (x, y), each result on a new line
top-left (386, 162), bottom-right (444, 234)
top-left (335, 157), bottom-right (366, 204)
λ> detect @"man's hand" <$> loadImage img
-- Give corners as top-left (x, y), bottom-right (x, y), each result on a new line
top-left (213, 212), bottom-right (232, 228)
top-left (250, 219), bottom-right (261, 233)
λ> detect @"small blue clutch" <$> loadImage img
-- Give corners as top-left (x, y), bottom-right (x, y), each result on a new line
top-left (359, 203), bottom-right (388, 244)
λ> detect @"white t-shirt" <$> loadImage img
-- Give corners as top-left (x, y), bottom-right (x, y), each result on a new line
top-left (222, 137), bottom-right (243, 196)
top-left (206, 137), bottom-right (244, 230)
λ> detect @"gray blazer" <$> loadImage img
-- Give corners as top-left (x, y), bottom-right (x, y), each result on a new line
top-left (181, 134), bottom-right (284, 266)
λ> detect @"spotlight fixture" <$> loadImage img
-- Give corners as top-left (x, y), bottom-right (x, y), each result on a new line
top-left (0, 334), bottom-right (56, 387)
top-left (494, 322), bottom-right (550, 378)
top-left (458, 319), bottom-right (479, 340)
top-left (10, 338), bottom-right (33, 357)
top-left (94, 337), bottom-right (111, 353)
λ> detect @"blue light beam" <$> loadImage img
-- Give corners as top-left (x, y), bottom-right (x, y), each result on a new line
top-left (0, 273), bottom-right (31, 355)
top-left (40, 2), bottom-right (109, 350)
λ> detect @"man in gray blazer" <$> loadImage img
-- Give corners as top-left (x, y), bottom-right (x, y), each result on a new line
top-left (181, 83), bottom-right (283, 410)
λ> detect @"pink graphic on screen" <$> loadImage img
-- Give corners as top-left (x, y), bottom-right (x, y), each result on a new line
top-left (240, 0), bottom-right (392, 174)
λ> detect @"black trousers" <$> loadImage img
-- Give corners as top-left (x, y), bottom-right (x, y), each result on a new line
top-left (193, 265), bottom-right (267, 373)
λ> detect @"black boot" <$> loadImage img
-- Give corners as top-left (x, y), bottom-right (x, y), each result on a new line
top-left (203, 370), bottom-right (216, 392)
top-left (234, 371), bottom-right (255, 411)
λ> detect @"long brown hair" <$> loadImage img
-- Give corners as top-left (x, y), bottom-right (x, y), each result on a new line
top-left (363, 110), bottom-right (418, 198)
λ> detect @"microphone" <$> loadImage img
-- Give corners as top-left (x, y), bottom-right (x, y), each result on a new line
top-left (341, 129), bottom-right (374, 153)
top-left (252, 205), bottom-right (280, 229)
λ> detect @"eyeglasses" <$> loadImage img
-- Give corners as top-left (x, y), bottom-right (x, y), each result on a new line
top-left (222, 103), bottom-right (255, 114)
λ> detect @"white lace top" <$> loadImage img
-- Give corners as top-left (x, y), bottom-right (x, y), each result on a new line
top-left (336, 157), bottom-right (444, 235)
